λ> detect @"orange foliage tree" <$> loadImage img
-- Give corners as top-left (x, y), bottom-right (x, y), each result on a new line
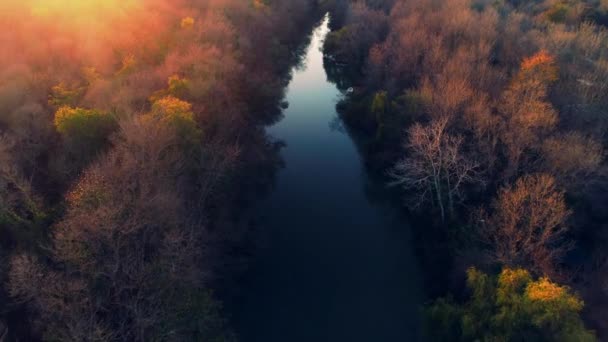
top-left (478, 174), bottom-right (572, 276)
top-left (498, 50), bottom-right (559, 179)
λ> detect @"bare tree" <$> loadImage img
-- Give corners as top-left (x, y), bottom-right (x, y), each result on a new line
top-left (479, 174), bottom-right (572, 277)
top-left (0, 135), bottom-right (45, 247)
top-left (9, 254), bottom-right (113, 341)
top-left (389, 117), bottom-right (481, 222)
top-left (540, 132), bottom-right (605, 192)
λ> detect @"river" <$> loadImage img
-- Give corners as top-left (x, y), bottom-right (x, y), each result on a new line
top-left (231, 15), bottom-right (424, 342)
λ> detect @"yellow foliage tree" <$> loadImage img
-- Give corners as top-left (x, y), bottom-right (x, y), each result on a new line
top-left (181, 16), bottom-right (195, 29)
top-left (425, 267), bottom-right (595, 341)
top-left (54, 106), bottom-right (117, 159)
top-left (150, 96), bottom-right (200, 146)
top-left (149, 75), bottom-right (190, 103)
top-left (48, 83), bottom-right (85, 108)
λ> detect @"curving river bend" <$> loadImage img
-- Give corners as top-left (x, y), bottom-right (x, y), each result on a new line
top-left (231, 15), bottom-right (424, 342)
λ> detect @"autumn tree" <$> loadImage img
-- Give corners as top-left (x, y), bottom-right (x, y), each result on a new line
top-left (425, 267), bottom-right (596, 341)
top-left (548, 23), bottom-right (608, 138)
top-left (541, 132), bottom-right (604, 191)
top-left (498, 50), bottom-right (559, 179)
top-left (149, 75), bottom-right (191, 103)
top-left (48, 82), bottom-right (85, 108)
top-left (54, 106), bottom-right (117, 165)
top-left (181, 16), bottom-right (195, 29)
top-left (389, 117), bottom-right (480, 222)
top-left (0, 1), bottom-right (327, 340)
top-left (323, 3), bottom-right (388, 67)
top-left (320, 0), bottom-right (608, 336)
top-left (9, 101), bottom-right (233, 341)
top-left (478, 174), bottom-right (572, 276)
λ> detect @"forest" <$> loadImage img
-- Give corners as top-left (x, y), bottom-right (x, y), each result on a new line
top-left (0, 0), bottom-right (607, 341)
top-left (324, 0), bottom-right (608, 339)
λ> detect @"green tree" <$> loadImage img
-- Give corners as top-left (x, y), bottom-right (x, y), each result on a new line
top-left (371, 90), bottom-right (388, 139)
top-left (54, 106), bottom-right (117, 160)
top-left (425, 267), bottom-right (596, 341)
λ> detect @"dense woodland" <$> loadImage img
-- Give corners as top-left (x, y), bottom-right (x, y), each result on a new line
top-left (323, 0), bottom-right (608, 339)
top-left (1, 0), bottom-right (608, 340)
top-left (0, 0), bottom-right (325, 340)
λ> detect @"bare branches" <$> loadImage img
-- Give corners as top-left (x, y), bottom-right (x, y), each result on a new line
top-left (540, 132), bottom-right (605, 192)
top-left (478, 174), bottom-right (572, 277)
top-left (389, 117), bottom-right (481, 221)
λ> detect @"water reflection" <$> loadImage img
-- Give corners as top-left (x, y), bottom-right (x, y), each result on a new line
top-left (230, 15), bottom-right (424, 342)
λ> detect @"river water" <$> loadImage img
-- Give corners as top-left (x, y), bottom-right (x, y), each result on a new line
top-left (231, 15), bottom-right (424, 342)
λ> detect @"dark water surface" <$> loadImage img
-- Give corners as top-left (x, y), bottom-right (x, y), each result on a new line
top-left (231, 16), bottom-right (424, 342)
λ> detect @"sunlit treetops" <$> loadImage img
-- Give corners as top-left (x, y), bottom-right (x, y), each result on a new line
top-left (151, 96), bottom-right (193, 120)
top-left (526, 277), bottom-right (583, 306)
top-left (253, 0), bottom-right (268, 10)
top-left (495, 268), bottom-right (582, 308)
top-left (181, 16), bottom-right (195, 29)
top-left (54, 106), bottom-right (116, 140)
top-left (496, 267), bottom-right (531, 299)
top-left (150, 75), bottom-right (191, 103)
top-left (500, 51), bottom-right (560, 137)
top-left (81, 67), bottom-right (101, 85)
top-left (167, 75), bottom-right (190, 96)
top-left (115, 54), bottom-right (137, 77)
top-left (426, 267), bottom-right (595, 341)
top-left (150, 96), bottom-right (201, 144)
top-left (519, 50), bottom-right (559, 84)
top-left (49, 83), bottom-right (85, 108)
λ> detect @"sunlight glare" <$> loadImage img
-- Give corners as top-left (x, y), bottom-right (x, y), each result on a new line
top-left (27, 0), bottom-right (139, 20)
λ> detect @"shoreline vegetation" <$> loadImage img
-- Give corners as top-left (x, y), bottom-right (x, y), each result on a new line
top-left (323, 0), bottom-right (607, 340)
top-left (0, 1), bottom-right (327, 340)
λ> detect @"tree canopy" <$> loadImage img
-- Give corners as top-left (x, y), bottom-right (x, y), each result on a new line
top-left (425, 267), bottom-right (596, 341)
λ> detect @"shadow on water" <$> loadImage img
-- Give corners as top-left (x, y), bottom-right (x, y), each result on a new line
top-left (229, 15), bottom-right (425, 342)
